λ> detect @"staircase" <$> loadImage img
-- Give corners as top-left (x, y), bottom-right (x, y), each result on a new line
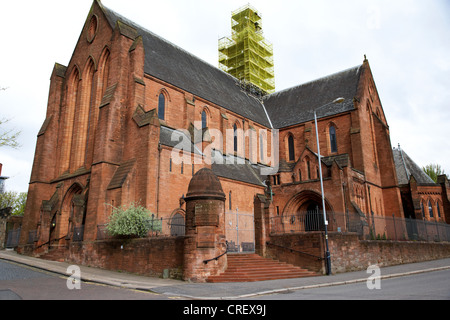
top-left (39, 247), bottom-right (67, 262)
top-left (207, 254), bottom-right (318, 283)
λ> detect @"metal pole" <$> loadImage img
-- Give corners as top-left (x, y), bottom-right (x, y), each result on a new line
top-left (236, 207), bottom-right (239, 252)
top-left (314, 110), bottom-right (331, 275)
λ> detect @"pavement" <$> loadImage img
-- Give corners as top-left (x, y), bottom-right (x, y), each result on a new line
top-left (1, 249), bottom-right (450, 300)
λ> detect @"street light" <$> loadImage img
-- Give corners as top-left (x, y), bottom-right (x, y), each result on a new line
top-left (314, 97), bottom-right (344, 275)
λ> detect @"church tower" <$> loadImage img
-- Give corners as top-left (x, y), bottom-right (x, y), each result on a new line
top-left (219, 4), bottom-right (275, 95)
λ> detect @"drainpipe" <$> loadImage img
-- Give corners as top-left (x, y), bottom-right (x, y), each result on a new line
top-left (157, 142), bottom-right (162, 215)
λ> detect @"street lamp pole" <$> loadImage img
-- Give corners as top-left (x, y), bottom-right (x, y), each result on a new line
top-left (314, 108), bottom-right (333, 276)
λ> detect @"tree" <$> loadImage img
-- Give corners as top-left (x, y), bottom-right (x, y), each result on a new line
top-left (0, 117), bottom-right (21, 149)
top-left (422, 164), bottom-right (447, 183)
top-left (0, 191), bottom-right (27, 216)
top-left (106, 203), bottom-right (156, 238)
top-left (0, 87), bottom-right (21, 149)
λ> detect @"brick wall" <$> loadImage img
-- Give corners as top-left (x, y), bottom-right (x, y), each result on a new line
top-left (68, 237), bottom-right (185, 279)
top-left (264, 232), bottom-right (450, 275)
top-left (329, 233), bottom-right (450, 274)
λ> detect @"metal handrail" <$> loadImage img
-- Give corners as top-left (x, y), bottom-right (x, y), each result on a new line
top-left (266, 242), bottom-right (324, 261)
top-left (35, 234), bottom-right (68, 249)
top-left (203, 241), bottom-right (228, 265)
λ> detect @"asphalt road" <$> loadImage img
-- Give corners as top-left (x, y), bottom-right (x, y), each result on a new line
top-left (0, 260), bottom-right (176, 300)
top-left (247, 269), bottom-right (450, 300)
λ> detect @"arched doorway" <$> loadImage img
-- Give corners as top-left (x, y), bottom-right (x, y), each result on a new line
top-left (53, 183), bottom-right (85, 243)
top-left (304, 202), bottom-right (324, 232)
top-left (282, 190), bottom-right (333, 232)
top-left (170, 211), bottom-right (185, 236)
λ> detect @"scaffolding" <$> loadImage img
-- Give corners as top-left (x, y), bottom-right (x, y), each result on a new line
top-left (219, 4), bottom-right (275, 95)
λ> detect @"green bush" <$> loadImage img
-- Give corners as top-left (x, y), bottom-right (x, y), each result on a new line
top-left (106, 203), bottom-right (153, 238)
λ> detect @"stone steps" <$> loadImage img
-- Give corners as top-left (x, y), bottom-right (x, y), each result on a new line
top-left (207, 253), bottom-right (318, 283)
top-left (39, 247), bottom-right (67, 262)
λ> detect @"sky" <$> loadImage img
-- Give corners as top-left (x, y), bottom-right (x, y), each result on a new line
top-left (0, 0), bottom-right (449, 193)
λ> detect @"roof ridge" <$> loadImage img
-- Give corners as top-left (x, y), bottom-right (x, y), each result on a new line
top-left (265, 64), bottom-right (363, 99)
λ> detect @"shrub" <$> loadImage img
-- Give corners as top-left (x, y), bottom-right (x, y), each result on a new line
top-left (106, 203), bottom-right (153, 238)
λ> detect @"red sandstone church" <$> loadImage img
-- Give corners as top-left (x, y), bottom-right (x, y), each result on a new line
top-left (18, 1), bottom-right (450, 276)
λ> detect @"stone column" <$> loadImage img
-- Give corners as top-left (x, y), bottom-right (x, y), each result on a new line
top-left (183, 168), bottom-right (227, 282)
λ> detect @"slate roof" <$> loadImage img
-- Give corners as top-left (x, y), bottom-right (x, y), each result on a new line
top-left (107, 159), bottom-right (136, 190)
top-left (160, 126), bottom-right (203, 156)
top-left (210, 151), bottom-right (267, 187)
top-left (99, 2), bottom-right (272, 128)
top-left (263, 65), bottom-right (363, 128)
top-left (392, 148), bottom-right (436, 185)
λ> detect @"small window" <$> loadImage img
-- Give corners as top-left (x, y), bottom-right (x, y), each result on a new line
top-left (307, 160), bottom-right (311, 180)
top-left (421, 202), bottom-right (425, 217)
top-left (169, 158), bottom-right (172, 172)
top-left (260, 132), bottom-right (264, 161)
top-left (273, 175), bottom-right (280, 185)
top-left (428, 200), bottom-right (433, 218)
top-left (288, 135), bottom-right (295, 162)
top-left (437, 202), bottom-right (441, 218)
top-left (233, 124), bottom-right (238, 153)
top-left (329, 126), bottom-right (338, 153)
top-left (158, 93), bottom-right (165, 120)
top-left (229, 191), bottom-right (232, 210)
top-left (201, 110), bottom-right (207, 130)
top-left (181, 162), bottom-right (184, 174)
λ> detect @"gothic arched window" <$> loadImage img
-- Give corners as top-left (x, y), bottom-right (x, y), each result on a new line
top-left (233, 124), bottom-right (238, 153)
top-left (428, 200), bottom-right (434, 218)
top-left (437, 202), bottom-right (441, 218)
top-left (288, 135), bottom-right (295, 162)
top-left (158, 93), bottom-right (165, 120)
top-left (329, 125), bottom-right (338, 153)
top-left (201, 110), bottom-right (207, 130)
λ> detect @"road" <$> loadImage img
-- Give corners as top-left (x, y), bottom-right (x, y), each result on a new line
top-left (0, 260), bottom-right (176, 300)
top-left (2, 258), bottom-right (449, 301)
top-left (247, 269), bottom-right (450, 300)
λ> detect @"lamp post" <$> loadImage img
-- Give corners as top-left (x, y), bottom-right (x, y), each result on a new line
top-left (314, 97), bottom-right (344, 275)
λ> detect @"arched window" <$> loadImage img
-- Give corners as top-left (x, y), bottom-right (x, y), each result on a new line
top-left (201, 110), bottom-right (207, 130)
top-left (260, 131), bottom-right (265, 162)
top-left (288, 135), bottom-right (295, 162)
top-left (329, 125), bottom-right (338, 153)
top-left (307, 159), bottom-right (311, 180)
top-left (428, 200), bottom-right (434, 218)
top-left (158, 93), bottom-right (165, 120)
top-left (437, 202), bottom-right (441, 218)
top-left (60, 67), bottom-right (79, 174)
top-left (233, 124), bottom-right (238, 153)
top-left (72, 58), bottom-right (95, 170)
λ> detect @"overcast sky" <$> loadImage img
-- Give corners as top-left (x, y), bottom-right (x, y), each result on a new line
top-left (0, 0), bottom-right (449, 193)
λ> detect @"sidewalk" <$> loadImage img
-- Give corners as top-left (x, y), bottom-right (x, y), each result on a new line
top-left (1, 249), bottom-right (449, 300)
